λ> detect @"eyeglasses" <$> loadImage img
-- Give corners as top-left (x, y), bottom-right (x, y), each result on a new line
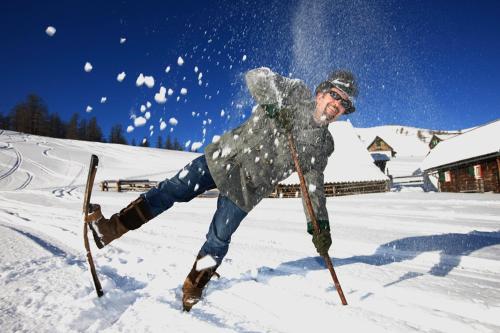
top-left (328, 91), bottom-right (356, 114)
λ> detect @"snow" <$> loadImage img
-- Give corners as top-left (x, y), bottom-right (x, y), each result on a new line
top-left (117, 72), bottom-right (126, 82)
top-left (177, 56), bottom-right (184, 66)
top-left (144, 76), bottom-right (155, 88)
top-left (154, 87), bottom-right (167, 104)
top-left (134, 117), bottom-right (146, 127)
top-left (422, 119), bottom-right (500, 171)
top-left (160, 121), bottom-right (167, 131)
top-left (85, 106), bottom-right (93, 113)
top-left (84, 62), bottom-right (93, 72)
top-left (100, 97), bottom-right (107, 104)
top-left (120, 37), bottom-right (126, 44)
top-left (0, 131), bottom-right (499, 332)
top-left (45, 26), bottom-right (56, 37)
top-left (168, 118), bottom-right (178, 126)
top-left (126, 126), bottom-right (134, 133)
top-left (180, 88), bottom-right (188, 95)
top-left (165, 66), bottom-right (171, 73)
top-left (191, 142), bottom-right (203, 151)
top-left (136, 74), bottom-right (145, 86)
top-left (167, 88), bottom-right (174, 96)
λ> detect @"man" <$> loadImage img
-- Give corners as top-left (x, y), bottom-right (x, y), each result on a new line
top-left (88, 67), bottom-right (358, 311)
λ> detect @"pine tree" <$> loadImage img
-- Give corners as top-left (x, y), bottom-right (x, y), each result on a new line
top-left (109, 124), bottom-right (127, 144)
top-left (0, 112), bottom-right (10, 129)
top-left (165, 135), bottom-right (173, 149)
top-left (173, 137), bottom-right (183, 151)
top-left (86, 117), bottom-right (103, 142)
top-left (48, 113), bottom-right (66, 138)
top-left (66, 113), bottom-right (79, 139)
top-left (9, 94), bottom-right (49, 135)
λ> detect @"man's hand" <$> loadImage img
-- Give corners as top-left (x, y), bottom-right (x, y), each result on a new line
top-left (262, 104), bottom-right (294, 132)
top-left (312, 229), bottom-right (332, 256)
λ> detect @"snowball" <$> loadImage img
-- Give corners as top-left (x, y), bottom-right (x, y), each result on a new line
top-left (117, 72), bottom-right (126, 82)
top-left (84, 62), bottom-right (93, 72)
top-left (136, 73), bottom-right (145, 86)
top-left (160, 121), bottom-right (167, 130)
top-left (140, 105), bottom-right (146, 113)
top-left (126, 125), bottom-right (134, 133)
top-left (176, 96), bottom-right (180, 102)
top-left (144, 75), bottom-right (155, 88)
top-left (100, 97), bottom-right (107, 103)
top-left (146, 101), bottom-right (152, 108)
top-left (167, 88), bottom-right (174, 96)
top-left (149, 125), bottom-right (154, 131)
top-left (242, 54), bottom-right (247, 61)
top-left (165, 66), bottom-right (171, 73)
top-left (45, 26), bottom-right (56, 37)
top-left (194, 66), bottom-right (199, 73)
top-left (308, 184), bottom-right (317, 192)
top-left (177, 56), bottom-right (184, 66)
top-left (180, 88), bottom-right (188, 95)
top-left (85, 106), bottom-right (93, 113)
top-left (150, 130), bottom-right (154, 137)
top-left (191, 142), bottom-right (203, 151)
top-left (208, 118), bottom-right (212, 124)
top-left (169, 117), bottom-right (178, 126)
top-left (212, 135), bottom-right (221, 143)
top-left (198, 72), bottom-right (203, 80)
top-left (120, 37), bottom-right (126, 44)
top-left (154, 87), bottom-right (167, 104)
top-left (220, 109), bottom-right (225, 117)
top-left (145, 111), bottom-right (151, 120)
top-left (134, 117), bottom-right (146, 127)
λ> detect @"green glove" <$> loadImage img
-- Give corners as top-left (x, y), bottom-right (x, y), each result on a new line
top-left (312, 228), bottom-right (332, 256)
top-left (262, 104), bottom-right (294, 132)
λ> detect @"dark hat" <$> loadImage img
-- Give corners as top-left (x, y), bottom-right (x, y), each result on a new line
top-left (315, 70), bottom-right (358, 97)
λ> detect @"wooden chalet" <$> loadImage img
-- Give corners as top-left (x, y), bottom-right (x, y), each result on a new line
top-left (421, 119), bottom-right (500, 193)
top-left (367, 136), bottom-right (397, 157)
top-left (428, 134), bottom-right (445, 150)
top-left (277, 121), bottom-right (389, 197)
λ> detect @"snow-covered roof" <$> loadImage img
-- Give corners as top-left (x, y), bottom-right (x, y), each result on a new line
top-left (281, 120), bottom-right (388, 184)
top-left (356, 125), bottom-right (432, 157)
top-left (421, 119), bottom-right (500, 171)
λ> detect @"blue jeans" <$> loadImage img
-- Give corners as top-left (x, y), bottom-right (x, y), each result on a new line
top-left (142, 155), bottom-right (247, 265)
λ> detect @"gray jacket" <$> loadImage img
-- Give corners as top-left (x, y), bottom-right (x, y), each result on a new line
top-left (205, 68), bottom-right (334, 224)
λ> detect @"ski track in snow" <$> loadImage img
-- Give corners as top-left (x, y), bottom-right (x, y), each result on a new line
top-left (0, 132), bottom-right (499, 332)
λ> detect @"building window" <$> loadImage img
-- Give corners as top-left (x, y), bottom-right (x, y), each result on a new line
top-left (439, 171), bottom-right (445, 182)
top-left (445, 171), bottom-right (451, 182)
top-left (474, 165), bottom-right (483, 179)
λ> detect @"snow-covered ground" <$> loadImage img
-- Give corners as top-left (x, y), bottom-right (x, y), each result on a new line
top-left (1, 131), bottom-right (500, 332)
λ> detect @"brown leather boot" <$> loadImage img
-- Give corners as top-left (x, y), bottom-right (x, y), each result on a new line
top-left (182, 255), bottom-right (220, 311)
top-left (87, 197), bottom-right (153, 249)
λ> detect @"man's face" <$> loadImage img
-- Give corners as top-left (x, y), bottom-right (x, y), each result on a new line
top-left (314, 87), bottom-right (352, 124)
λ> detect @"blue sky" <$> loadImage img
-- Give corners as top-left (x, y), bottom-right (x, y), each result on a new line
top-left (1, 0), bottom-right (499, 148)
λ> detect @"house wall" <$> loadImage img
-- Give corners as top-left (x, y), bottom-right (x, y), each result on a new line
top-left (438, 157), bottom-right (500, 193)
top-left (367, 138), bottom-right (395, 157)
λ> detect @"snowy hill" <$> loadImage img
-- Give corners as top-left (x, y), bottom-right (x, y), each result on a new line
top-left (1, 130), bottom-right (500, 332)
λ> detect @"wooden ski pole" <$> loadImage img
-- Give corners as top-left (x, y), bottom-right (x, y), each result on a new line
top-left (83, 155), bottom-right (104, 297)
top-left (287, 133), bottom-right (348, 305)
